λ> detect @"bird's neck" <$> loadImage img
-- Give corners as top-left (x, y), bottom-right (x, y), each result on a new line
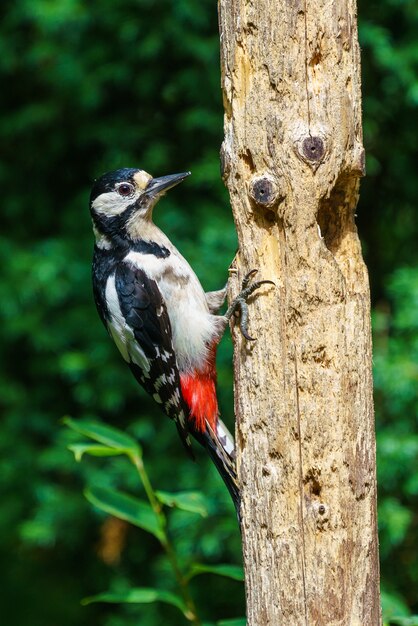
top-left (93, 216), bottom-right (172, 255)
top-left (125, 216), bottom-right (168, 247)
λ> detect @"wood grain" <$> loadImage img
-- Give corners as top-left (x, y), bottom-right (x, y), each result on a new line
top-left (218, 0), bottom-right (381, 623)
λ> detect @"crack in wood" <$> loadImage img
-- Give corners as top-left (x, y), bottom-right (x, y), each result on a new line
top-left (303, 0), bottom-right (311, 131)
top-left (294, 348), bottom-right (309, 626)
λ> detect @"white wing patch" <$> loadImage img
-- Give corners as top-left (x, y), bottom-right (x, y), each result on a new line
top-left (154, 374), bottom-right (166, 390)
top-left (216, 419), bottom-right (235, 457)
top-left (105, 274), bottom-right (150, 372)
top-left (165, 388), bottom-right (182, 412)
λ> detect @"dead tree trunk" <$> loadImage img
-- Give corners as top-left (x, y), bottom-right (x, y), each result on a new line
top-left (218, 0), bottom-right (381, 624)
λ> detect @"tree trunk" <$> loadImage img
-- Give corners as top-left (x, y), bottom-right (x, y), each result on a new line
top-left (218, 1), bottom-right (381, 624)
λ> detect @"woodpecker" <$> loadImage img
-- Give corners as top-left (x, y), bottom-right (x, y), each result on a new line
top-left (89, 167), bottom-right (272, 513)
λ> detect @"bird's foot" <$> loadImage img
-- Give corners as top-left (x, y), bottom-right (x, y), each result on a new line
top-left (225, 269), bottom-right (274, 341)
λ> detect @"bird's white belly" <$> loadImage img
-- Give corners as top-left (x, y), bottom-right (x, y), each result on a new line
top-left (161, 276), bottom-right (215, 373)
top-left (125, 250), bottom-right (217, 373)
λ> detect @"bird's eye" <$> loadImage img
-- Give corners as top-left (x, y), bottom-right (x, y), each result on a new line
top-left (117, 182), bottom-right (134, 197)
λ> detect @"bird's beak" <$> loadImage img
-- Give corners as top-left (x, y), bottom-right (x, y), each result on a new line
top-left (144, 171), bottom-right (191, 197)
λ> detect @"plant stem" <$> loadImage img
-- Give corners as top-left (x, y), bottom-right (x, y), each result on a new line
top-left (131, 454), bottom-right (201, 626)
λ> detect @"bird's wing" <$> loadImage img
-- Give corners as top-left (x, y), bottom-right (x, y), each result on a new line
top-left (112, 261), bottom-right (192, 455)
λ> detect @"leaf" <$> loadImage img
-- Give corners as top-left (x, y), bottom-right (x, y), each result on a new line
top-left (82, 587), bottom-right (188, 616)
top-left (381, 587), bottom-right (410, 620)
top-left (217, 619), bottom-right (247, 626)
top-left (63, 417), bottom-right (141, 457)
top-left (156, 490), bottom-right (208, 517)
top-left (85, 486), bottom-right (163, 541)
top-left (187, 563), bottom-right (244, 582)
top-left (68, 443), bottom-right (126, 462)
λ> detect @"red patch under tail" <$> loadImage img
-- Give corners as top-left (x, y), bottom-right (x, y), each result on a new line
top-left (180, 347), bottom-right (219, 433)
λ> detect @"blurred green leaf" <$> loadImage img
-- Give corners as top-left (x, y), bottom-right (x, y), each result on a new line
top-left (156, 490), bottom-right (209, 517)
top-left (82, 587), bottom-right (188, 616)
top-left (381, 587), bottom-right (411, 621)
top-left (64, 417), bottom-right (141, 457)
top-left (379, 497), bottom-right (413, 548)
top-left (68, 443), bottom-right (126, 462)
top-left (217, 619), bottom-right (246, 626)
top-left (84, 486), bottom-right (162, 541)
top-left (188, 563), bottom-right (244, 582)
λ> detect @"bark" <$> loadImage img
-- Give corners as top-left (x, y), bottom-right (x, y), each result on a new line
top-left (218, 1), bottom-right (381, 624)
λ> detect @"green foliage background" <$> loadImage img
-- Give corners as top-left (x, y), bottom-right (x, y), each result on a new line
top-left (0, 0), bottom-right (417, 623)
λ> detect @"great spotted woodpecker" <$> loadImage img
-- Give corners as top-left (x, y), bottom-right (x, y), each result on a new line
top-left (89, 168), bottom-right (272, 512)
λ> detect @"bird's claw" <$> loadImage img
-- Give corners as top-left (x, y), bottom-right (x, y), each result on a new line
top-left (241, 268), bottom-right (258, 290)
top-left (226, 269), bottom-right (274, 341)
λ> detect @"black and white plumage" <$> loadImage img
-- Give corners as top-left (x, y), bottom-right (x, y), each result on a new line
top-left (89, 167), bottom-right (272, 513)
top-left (91, 211), bottom-right (192, 453)
top-left (115, 261), bottom-right (191, 450)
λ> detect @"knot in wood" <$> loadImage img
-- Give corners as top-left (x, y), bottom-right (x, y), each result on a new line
top-left (302, 136), bottom-right (325, 162)
top-left (249, 175), bottom-right (280, 208)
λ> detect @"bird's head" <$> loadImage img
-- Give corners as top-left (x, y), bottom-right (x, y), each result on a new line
top-left (89, 167), bottom-right (190, 247)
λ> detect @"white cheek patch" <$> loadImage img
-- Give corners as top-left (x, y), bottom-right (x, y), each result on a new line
top-left (92, 191), bottom-right (138, 216)
top-left (133, 170), bottom-right (152, 190)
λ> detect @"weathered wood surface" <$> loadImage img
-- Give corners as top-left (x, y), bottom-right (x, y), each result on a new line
top-left (218, 0), bottom-right (381, 624)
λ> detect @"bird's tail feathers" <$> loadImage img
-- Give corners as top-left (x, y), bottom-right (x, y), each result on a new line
top-left (199, 419), bottom-right (240, 519)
